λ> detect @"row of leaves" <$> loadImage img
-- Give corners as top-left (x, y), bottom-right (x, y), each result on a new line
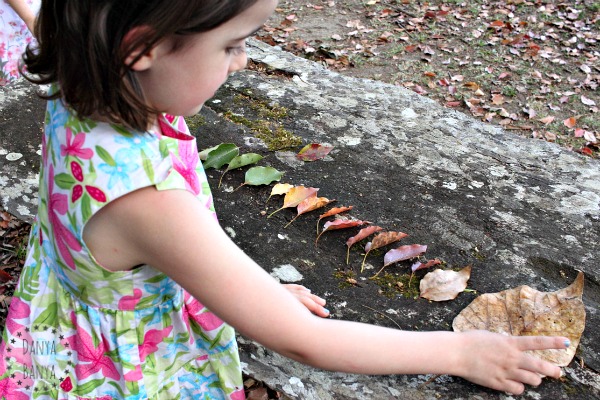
top-left (201, 143), bottom-right (467, 301)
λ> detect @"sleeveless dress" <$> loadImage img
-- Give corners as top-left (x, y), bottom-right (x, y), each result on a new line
top-left (0, 0), bottom-right (40, 85)
top-left (0, 97), bottom-right (245, 399)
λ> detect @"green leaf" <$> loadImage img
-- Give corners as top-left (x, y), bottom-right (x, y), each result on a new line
top-left (73, 378), bottom-right (106, 396)
top-left (95, 145), bottom-right (116, 167)
top-left (244, 166), bottom-right (284, 186)
top-left (225, 153), bottom-right (263, 172)
top-left (141, 149), bottom-right (155, 182)
top-left (202, 143), bottom-right (239, 170)
top-left (219, 153), bottom-right (264, 187)
top-left (81, 193), bottom-right (92, 223)
top-left (33, 302), bottom-right (58, 327)
top-left (198, 145), bottom-right (220, 160)
top-left (54, 173), bottom-right (76, 190)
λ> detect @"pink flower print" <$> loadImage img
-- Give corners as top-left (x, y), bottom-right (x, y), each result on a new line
top-left (171, 140), bottom-right (200, 195)
top-left (4, 297), bottom-right (30, 335)
top-left (48, 165), bottom-right (82, 269)
top-left (184, 292), bottom-right (224, 332)
top-left (231, 388), bottom-right (247, 400)
top-left (123, 364), bottom-right (142, 382)
top-left (138, 327), bottom-right (173, 362)
top-left (70, 161), bottom-right (107, 203)
top-left (65, 326), bottom-right (120, 381)
top-left (117, 289), bottom-right (143, 311)
top-left (60, 127), bottom-right (93, 159)
top-left (0, 372), bottom-right (33, 400)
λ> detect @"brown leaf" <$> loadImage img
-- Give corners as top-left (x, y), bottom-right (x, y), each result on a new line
top-left (365, 231), bottom-right (409, 253)
top-left (419, 266), bottom-right (471, 301)
top-left (361, 231), bottom-right (408, 272)
top-left (453, 272), bottom-right (585, 367)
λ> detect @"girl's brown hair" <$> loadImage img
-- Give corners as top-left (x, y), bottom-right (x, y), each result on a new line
top-left (25, 0), bottom-right (259, 131)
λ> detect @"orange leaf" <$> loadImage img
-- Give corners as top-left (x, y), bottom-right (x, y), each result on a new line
top-left (563, 117), bottom-right (577, 128)
top-left (284, 197), bottom-right (335, 228)
top-left (268, 186), bottom-right (319, 218)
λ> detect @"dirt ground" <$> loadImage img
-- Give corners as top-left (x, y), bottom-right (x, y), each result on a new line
top-left (260, 0), bottom-right (599, 156)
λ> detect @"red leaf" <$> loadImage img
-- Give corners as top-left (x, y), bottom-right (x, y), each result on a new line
top-left (316, 218), bottom-right (368, 246)
top-left (345, 226), bottom-right (383, 264)
top-left (411, 258), bottom-right (442, 272)
top-left (296, 143), bottom-right (334, 161)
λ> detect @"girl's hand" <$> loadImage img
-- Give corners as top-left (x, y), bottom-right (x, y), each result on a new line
top-left (282, 284), bottom-right (329, 318)
top-left (456, 330), bottom-right (567, 395)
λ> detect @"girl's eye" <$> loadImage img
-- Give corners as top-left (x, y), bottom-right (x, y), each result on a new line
top-left (226, 46), bottom-right (246, 56)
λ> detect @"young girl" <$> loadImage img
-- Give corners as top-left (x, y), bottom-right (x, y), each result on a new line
top-left (0, 0), bottom-right (569, 398)
top-left (0, 0), bottom-right (39, 85)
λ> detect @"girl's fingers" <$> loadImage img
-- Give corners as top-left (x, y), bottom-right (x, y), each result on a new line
top-left (282, 284), bottom-right (329, 317)
top-left (516, 335), bottom-right (570, 351)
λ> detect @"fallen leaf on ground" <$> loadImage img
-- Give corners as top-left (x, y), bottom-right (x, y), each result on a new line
top-left (420, 266), bottom-right (471, 301)
top-left (316, 206), bottom-right (353, 234)
top-left (453, 272), bottom-right (585, 366)
top-left (316, 217), bottom-right (368, 246)
top-left (285, 197), bottom-right (335, 228)
top-left (268, 186), bottom-right (318, 218)
top-left (345, 226), bottom-right (383, 264)
top-left (296, 143), bottom-right (334, 161)
top-left (361, 231), bottom-right (408, 272)
top-left (372, 244), bottom-right (428, 277)
top-left (266, 183), bottom-right (294, 204)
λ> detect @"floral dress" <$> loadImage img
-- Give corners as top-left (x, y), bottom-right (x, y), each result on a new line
top-left (0, 97), bottom-right (245, 399)
top-left (0, 0), bottom-right (39, 85)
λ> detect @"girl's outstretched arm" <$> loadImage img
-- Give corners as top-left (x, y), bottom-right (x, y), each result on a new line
top-left (86, 187), bottom-right (568, 395)
top-left (6, 0), bottom-right (36, 32)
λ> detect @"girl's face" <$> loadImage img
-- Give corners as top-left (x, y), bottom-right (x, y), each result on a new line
top-left (133, 0), bottom-right (278, 119)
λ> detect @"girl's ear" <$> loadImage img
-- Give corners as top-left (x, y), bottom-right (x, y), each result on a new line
top-left (122, 26), bottom-right (158, 71)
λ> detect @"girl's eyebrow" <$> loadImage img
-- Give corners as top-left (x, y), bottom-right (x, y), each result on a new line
top-left (232, 25), bottom-right (264, 41)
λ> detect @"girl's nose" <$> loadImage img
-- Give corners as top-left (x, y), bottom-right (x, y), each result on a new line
top-left (229, 51), bottom-right (248, 74)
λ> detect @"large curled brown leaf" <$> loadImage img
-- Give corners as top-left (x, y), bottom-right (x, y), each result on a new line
top-left (452, 272), bottom-right (585, 367)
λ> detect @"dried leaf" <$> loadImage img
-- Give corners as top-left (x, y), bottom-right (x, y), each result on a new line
top-left (581, 95), bottom-right (596, 107)
top-left (266, 183), bottom-right (294, 204)
top-left (411, 258), bottom-right (442, 273)
top-left (316, 218), bottom-right (367, 246)
top-left (563, 116), bottom-right (577, 128)
top-left (361, 231), bottom-right (408, 272)
top-left (296, 143), bottom-right (334, 161)
top-left (317, 206), bottom-right (353, 234)
top-left (345, 226), bottom-right (383, 264)
top-left (365, 231), bottom-right (409, 253)
top-left (371, 244), bottom-right (427, 277)
top-left (268, 186), bottom-right (319, 218)
top-left (420, 266), bottom-right (471, 301)
top-left (285, 197), bottom-right (335, 228)
top-left (383, 244), bottom-right (427, 267)
top-left (453, 272), bottom-right (585, 367)
top-left (539, 116), bottom-right (555, 125)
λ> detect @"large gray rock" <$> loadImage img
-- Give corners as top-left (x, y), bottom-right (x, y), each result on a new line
top-left (1, 40), bottom-right (599, 399)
